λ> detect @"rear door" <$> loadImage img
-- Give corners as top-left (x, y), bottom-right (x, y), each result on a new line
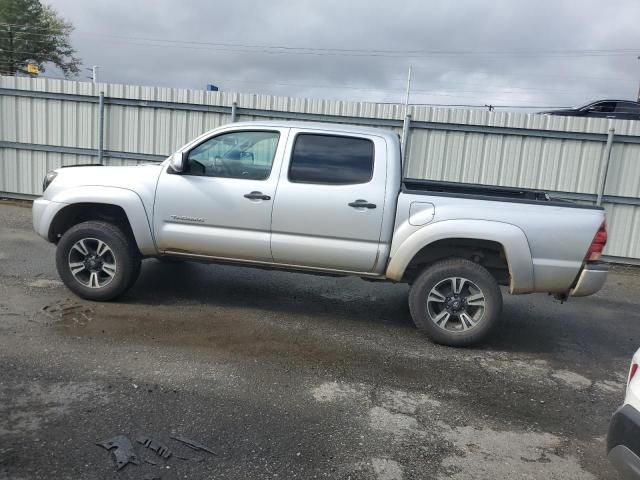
top-left (270, 129), bottom-right (388, 273)
top-left (614, 101), bottom-right (640, 120)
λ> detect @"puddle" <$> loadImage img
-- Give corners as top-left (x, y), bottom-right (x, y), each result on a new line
top-left (46, 301), bottom-right (426, 376)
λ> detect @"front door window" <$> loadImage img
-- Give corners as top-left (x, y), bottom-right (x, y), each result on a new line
top-left (186, 131), bottom-right (280, 180)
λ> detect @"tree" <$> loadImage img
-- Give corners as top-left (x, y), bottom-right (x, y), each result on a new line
top-left (0, 0), bottom-right (81, 77)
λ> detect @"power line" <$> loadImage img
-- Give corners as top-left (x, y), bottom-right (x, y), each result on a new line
top-left (213, 75), bottom-right (631, 97)
top-left (220, 77), bottom-right (624, 97)
top-left (408, 103), bottom-right (571, 109)
top-left (1, 49), bottom-right (626, 98)
top-left (1, 22), bottom-right (639, 58)
top-left (73, 39), bottom-right (640, 59)
top-left (22, 72), bottom-right (575, 109)
top-left (72, 35), bottom-right (640, 57)
top-left (410, 65), bottom-right (636, 84)
top-left (0, 63), bottom-right (627, 101)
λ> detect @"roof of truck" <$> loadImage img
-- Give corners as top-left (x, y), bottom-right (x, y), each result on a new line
top-left (226, 120), bottom-right (399, 140)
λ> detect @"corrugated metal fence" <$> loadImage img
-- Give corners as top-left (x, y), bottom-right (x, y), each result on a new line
top-left (1, 75), bottom-right (639, 262)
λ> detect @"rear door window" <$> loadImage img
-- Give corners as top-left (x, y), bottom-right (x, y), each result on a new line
top-left (288, 134), bottom-right (374, 185)
top-left (615, 102), bottom-right (640, 114)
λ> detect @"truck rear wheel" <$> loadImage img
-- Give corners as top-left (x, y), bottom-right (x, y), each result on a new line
top-left (55, 221), bottom-right (141, 301)
top-left (408, 258), bottom-right (502, 347)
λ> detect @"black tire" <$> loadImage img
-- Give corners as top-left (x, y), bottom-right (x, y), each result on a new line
top-left (55, 221), bottom-right (141, 301)
top-left (408, 258), bottom-right (502, 347)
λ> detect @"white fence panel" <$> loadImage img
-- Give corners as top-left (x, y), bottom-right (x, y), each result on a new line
top-left (1, 75), bottom-right (639, 262)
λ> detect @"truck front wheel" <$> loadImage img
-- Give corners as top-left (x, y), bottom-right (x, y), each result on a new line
top-left (408, 258), bottom-right (502, 347)
top-left (55, 221), bottom-right (141, 301)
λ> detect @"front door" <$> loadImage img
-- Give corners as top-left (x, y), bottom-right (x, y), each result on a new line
top-left (153, 128), bottom-right (287, 262)
top-left (584, 101), bottom-right (617, 119)
top-left (270, 130), bottom-right (388, 273)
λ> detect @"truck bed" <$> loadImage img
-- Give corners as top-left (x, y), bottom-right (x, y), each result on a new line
top-left (402, 178), bottom-right (603, 210)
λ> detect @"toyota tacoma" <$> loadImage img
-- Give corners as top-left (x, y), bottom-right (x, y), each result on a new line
top-left (33, 121), bottom-right (609, 346)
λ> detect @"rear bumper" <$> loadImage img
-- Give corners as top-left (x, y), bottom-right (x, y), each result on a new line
top-left (608, 405), bottom-right (640, 480)
top-left (570, 262), bottom-right (608, 297)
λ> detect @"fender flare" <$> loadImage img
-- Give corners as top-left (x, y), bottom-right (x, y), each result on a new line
top-left (48, 186), bottom-right (157, 255)
top-left (385, 219), bottom-right (534, 293)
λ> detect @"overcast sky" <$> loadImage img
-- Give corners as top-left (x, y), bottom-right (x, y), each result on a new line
top-left (45, 0), bottom-right (640, 110)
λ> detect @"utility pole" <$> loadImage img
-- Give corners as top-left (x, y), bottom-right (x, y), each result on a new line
top-left (400, 65), bottom-right (413, 168)
top-left (7, 26), bottom-right (15, 75)
top-left (404, 65), bottom-right (413, 109)
top-left (637, 56), bottom-right (640, 102)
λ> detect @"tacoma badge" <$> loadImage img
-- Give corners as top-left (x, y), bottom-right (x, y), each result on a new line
top-left (170, 215), bottom-right (205, 223)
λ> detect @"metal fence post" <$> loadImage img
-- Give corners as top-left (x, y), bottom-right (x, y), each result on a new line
top-left (596, 127), bottom-right (615, 206)
top-left (401, 113), bottom-right (411, 170)
top-left (98, 91), bottom-right (105, 164)
top-left (231, 101), bottom-right (237, 122)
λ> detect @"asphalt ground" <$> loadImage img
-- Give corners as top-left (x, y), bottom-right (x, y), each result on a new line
top-left (1, 200), bottom-right (638, 479)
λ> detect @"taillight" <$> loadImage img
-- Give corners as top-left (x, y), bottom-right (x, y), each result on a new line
top-left (630, 363), bottom-right (639, 384)
top-left (585, 222), bottom-right (607, 262)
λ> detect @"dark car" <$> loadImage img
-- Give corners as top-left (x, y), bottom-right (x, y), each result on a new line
top-left (541, 99), bottom-right (640, 121)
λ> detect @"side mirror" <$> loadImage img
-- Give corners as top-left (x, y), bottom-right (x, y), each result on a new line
top-left (169, 151), bottom-right (187, 173)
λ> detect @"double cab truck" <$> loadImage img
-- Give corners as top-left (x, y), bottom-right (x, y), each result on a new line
top-left (33, 121), bottom-right (609, 346)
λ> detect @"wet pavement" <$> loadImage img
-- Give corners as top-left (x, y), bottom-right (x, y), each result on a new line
top-left (1, 200), bottom-right (638, 479)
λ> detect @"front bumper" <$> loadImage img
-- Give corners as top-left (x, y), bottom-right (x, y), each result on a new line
top-left (570, 262), bottom-right (608, 297)
top-left (608, 404), bottom-right (640, 480)
top-left (32, 198), bottom-right (67, 241)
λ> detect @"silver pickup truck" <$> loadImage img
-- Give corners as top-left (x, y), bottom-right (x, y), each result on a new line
top-left (33, 121), bottom-right (608, 346)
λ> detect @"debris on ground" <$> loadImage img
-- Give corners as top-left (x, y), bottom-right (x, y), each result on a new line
top-left (176, 455), bottom-right (204, 462)
top-left (170, 435), bottom-right (216, 455)
top-left (96, 435), bottom-right (140, 470)
top-left (94, 433), bottom-right (213, 472)
top-left (137, 436), bottom-right (172, 459)
top-left (41, 299), bottom-right (93, 325)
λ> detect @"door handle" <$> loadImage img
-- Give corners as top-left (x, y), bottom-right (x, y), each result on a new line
top-left (244, 191), bottom-right (271, 201)
top-left (348, 199), bottom-right (376, 209)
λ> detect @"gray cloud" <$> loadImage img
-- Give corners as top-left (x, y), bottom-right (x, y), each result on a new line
top-left (44, 0), bottom-right (640, 109)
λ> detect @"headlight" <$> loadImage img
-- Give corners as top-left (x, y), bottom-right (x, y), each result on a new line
top-left (42, 171), bottom-right (58, 192)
